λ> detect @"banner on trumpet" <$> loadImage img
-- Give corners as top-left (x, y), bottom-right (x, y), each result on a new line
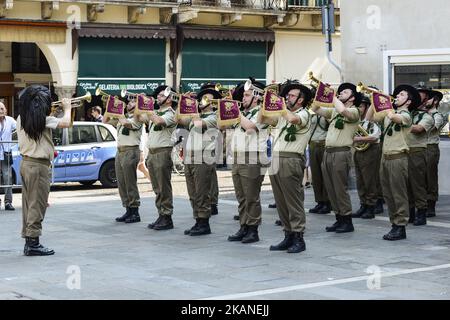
top-left (262, 89), bottom-right (286, 117)
top-left (217, 99), bottom-right (241, 127)
top-left (104, 95), bottom-right (125, 119)
top-left (371, 92), bottom-right (394, 113)
top-left (136, 95), bottom-right (155, 115)
top-left (313, 82), bottom-right (335, 107)
top-left (177, 94), bottom-right (199, 118)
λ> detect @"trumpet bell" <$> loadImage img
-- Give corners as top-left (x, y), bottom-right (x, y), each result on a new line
top-left (120, 89), bottom-right (127, 98)
top-left (244, 79), bottom-right (252, 91)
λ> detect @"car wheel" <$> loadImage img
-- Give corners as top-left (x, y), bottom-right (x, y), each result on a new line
top-left (80, 180), bottom-right (96, 186)
top-left (99, 160), bottom-right (117, 188)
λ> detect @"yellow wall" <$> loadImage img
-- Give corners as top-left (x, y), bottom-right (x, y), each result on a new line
top-left (188, 13), bottom-right (263, 27)
top-left (272, 31), bottom-right (341, 85)
top-left (0, 42), bottom-right (12, 73)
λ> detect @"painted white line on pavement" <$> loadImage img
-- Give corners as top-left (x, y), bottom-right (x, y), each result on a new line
top-left (219, 199), bottom-right (450, 229)
top-left (201, 263), bottom-right (450, 300)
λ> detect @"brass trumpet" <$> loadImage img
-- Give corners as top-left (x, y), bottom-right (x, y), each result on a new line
top-left (51, 91), bottom-right (91, 114)
top-left (200, 95), bottom-right (219, 108)
top-left (356, 82), bottom-right (381, 94)
top-left (163, 87), bottom-right (179, 103)
top-left (51, 91), bottom-right (91, 108)
top-left (95, 87), bottom-right (114, 102)
top-left (121, 89), bottom-right (140, 99)
top-left (354, 124), bottom-right (370, 152)
top-left (308, 71), bottom-right (321, 88)
top-left (244, 79), bottom-right (265, 97)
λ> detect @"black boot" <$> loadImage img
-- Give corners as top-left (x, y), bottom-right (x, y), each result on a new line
top-left (233, 215), bottom-right (240, 221)
top-left (374, 198), bottom-right (384, 214)
top-left (427, 200), bottom-right (436, 218)
top-left (325, 215), bottom-right (342, 232)
top-left (335, 215), bottom-right (355, 233)
top-left (408, 207), bottom-right (415, 224)
top-left (287, 232), bottom-right (306, 253)
top-left (413, 208), bottom-right (427, 226)
top-left (241, 225), bottom-right (259, 243)
top-left (153, 215), bottom-right (174, 230)
top-left (211, 204), bottom-right (218, 216)
top-left (147, 214), bottom-right (162, 229)
top-left (124, 207), bottom-right (141, 223)
top-left (317, 201), bottom-right (332, 214)
top-left (189, 218), bottom-right (211, 236)
top-left (275, 219), bottom-right (282, 226)
top-left (24, 237), bottom-right (55, 256)
top-left (228, 225), bottom-right (248, 241)
top-left (184, 218), bottom-right (200, 235)
top-left (351, 204), bottom-right (367, 218)
top-left (268, 203), bottom-right (277, 209)
top-left (361, 205), bottom-right (375, 219)
top-left (383, 225), bottom-right (406, 241)
top-left (269, 231), bottom-right (293, 251)
top-left (115, 207), bottom-right (131, 222)
top-left (309, 202), bottom-right (323, 213)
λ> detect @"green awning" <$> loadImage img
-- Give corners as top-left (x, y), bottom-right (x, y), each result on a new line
top-left (180, 39), bottom-right (267, 92)
top-left (77, 37), bottom-right (166, 95)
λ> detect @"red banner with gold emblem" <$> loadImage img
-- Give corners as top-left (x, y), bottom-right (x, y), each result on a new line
top-left (135, 94), bottom-right (155, 115)
top-left (177, 94), bottom-right (199, 118)
top-left (217, 99), bottom-right (241, 126)
top-left (371, 92), bottom-right (393, 113)
top-left (104, 95), bottom-right (125, 118)
top-left (262, 90), bottom-right (286, 117)
top-left (313, 82), bottom-right (335, 107)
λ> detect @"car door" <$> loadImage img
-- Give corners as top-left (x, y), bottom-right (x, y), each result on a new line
top-left (51, 127), bottom-right (66, 181)
top-left (64, 124), bottom-right (101, 181)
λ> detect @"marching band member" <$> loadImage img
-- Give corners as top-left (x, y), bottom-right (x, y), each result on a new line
top-left (18, 85), bottom-right (72, 256)
top-left (426, 89), bottom-right (447, 217)
top-left (366, 84), bottom-right (419, 240)
top-left (226, 79), bottom-right (268, 244)
top-left (308, 104), bottom-right (331, 215)
top-left (310, 83), bottom-right (361, 233)
top-left (146, 85), bottom-right (177, 231)
top-left (351, 95), bottom-right (382, 219)
top-left (260, 81), bottom-right (313, 253)
top-left (105, 99), bottom-right (143, 224)
top-left (178, 88), bottom-right (221, 236)
top-left (406, 86), bottom-right (435, 226)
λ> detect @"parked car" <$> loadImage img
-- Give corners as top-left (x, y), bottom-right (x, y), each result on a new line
top-left (11, 121), bottom-right (118, 187)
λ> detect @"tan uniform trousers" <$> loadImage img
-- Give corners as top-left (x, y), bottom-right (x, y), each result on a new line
top-left (322, 148), bottom-right (353, 216)
top-left (185, 163), bottom-right (215, 219)
top-left (407, 148), bottom-right (428, 210)
top-left (232, 158), bottom-right (266, 226)
top-left (210, 166), bottom-right (219, 205)
top-left (380, 153), bottom-right (409, 226)
top-left (269, 153), bottom-right (306, 233)
top-left (115, 146), bottom-right (140, 208)
top-left (309, 140), bottom-right (329, 203)
top-left (20, 157), bottom-right (51, 238)
top-left (427, 144), bottom-right (440, 202)
top-left (146, 147), bottom-right (174, 216)
top-left (354, 144), bottom-right (382, 206)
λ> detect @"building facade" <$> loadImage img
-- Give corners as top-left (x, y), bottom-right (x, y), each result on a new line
top-left (0, 0), bottom-right (341, 118)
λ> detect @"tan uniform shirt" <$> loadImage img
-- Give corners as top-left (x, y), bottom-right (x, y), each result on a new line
top-left (381, 110), bottom-right (412, 155)
top-left (185, 112), bottom-right (218, 155)
top-left (406, 111), bottom-right (434, 148)
top-left (361, 119), bottom-right (381, 143)
top-left (231, 105), bottom-right (268, 154)
top-left (310, 114), bottom-right (328, 142)
top-left (147, 107), bottom-right (176, 149)
top-left (427, 111), bottom-right (446, 145)
top-left (17, 115), bottom-right (60, 161)
top-left (109, 116), bottom-right (143, 147)
top-left (323, 107), bottom-right (359, 148)
top-left (273, 109), bottom-right (311, 154)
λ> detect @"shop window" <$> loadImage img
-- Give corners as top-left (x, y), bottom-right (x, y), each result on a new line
top-left (12, 43), bottom-right (51, 74)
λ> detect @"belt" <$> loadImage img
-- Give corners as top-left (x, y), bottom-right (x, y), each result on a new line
top-left (277, 152), bottom-right (304, 159)
top-left (408, 147), bottom-right (426, 154)
top-left (148, 146), bottom-right (172, 154)
top-left (310, 140), bottom-right (325, 146)
top-left (22, 156), bottom-right (51, 166)
top-left (325, 146), bottom-right (351, 153)
top-left (384, 152), bottom-right (408, 160)
top-left (117, 145), bottom-right (139, 152)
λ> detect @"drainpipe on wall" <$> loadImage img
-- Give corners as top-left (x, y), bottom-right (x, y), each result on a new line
top-left (322, 2), bottom-right (343, 82)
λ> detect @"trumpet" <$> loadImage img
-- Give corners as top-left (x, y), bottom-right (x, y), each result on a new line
top-left (244, 79), bottom-right (265, 97)
top-left (308, 71), bottom-right (321, 88)
top-left (163, 87), bottom-right (179, 103)
top-left (121, 89), bottom-right (140, 99)
top-left (51, 92), bottom-right (92, 114)
top-left (95, 87), bottom-right (114, 102)
top-left (51, 91), bottom-right (91, 108)
top-left (200, 95), bottom-right (219, 108)
top-left (356, 82), bottom-right (381, 94)
top-left (354, 125), bottom-right (370, 152)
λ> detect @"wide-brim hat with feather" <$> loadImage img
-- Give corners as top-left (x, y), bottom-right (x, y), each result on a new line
top-left (393, 84), bottom-right (421, 109)
top-left (280, 81), bottom-right (313, 107)
top-left (151, 85), bottom-right (177, 109)
top-left (431, 89), bottom-right (444, 102)
top-left (337, 82), bottom-right (362, 106)
top-left (196, 88), bottom-right (222, 102)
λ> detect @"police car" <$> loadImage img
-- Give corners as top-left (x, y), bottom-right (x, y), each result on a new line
top-left (11, 122), bottom-right (118, 187)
